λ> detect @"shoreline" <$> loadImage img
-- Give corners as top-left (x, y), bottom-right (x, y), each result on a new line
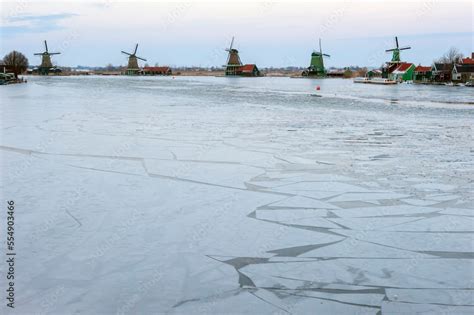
top-left (14, 73), bottom-right (474, 87)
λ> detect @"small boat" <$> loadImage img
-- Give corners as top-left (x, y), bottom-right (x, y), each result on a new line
top-left (445, 82), bottom-right (463, 87)
top-left (367, 78), bottom-right (398, 85)
top-left (354, 77), bottom-right (370, 84)
top-left (354, 77), bottom-right (397, 85)
top-left (0, 73), bottom-right (16, 85)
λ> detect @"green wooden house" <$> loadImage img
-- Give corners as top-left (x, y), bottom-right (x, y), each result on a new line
top-left (413, 65), bottom-right (432, 83)
top-left (388, 63), bottom-right (415, 82)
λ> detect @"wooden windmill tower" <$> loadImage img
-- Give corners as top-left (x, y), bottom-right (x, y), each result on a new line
top-left (121, 44), bottom-right (146, 75)
top-left (34, 40), bottom-right (61, 75)
top-left (386, 36), bottom-right (411, 63)
top-left (224, 37), bottom-right (242, 76)
top-left (303, 38), bottom-right (330, 76)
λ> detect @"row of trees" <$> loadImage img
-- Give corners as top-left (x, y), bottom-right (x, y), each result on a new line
top-left (2, 51), bottom-right (28, 78)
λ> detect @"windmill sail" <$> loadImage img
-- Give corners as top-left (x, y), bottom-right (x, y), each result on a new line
top-left (385, 36), bottom-right (411, 62)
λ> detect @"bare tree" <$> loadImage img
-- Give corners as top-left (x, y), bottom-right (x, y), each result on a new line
top-left (106, 63), bottom-right (114, 71)
top-left (355, 67), bottom-right (368, 77)
top-left (3, 51), bottom-right (29, 78)
top-left (438, 47), bottom-right (464, 64)
top-left (343, 68), bottom-right (353, 78)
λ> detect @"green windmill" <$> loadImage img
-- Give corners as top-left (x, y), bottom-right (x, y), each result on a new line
top-left (385, 36), bottom-right (411, 63)
top-left (303, 38), bottom-right (330, 77)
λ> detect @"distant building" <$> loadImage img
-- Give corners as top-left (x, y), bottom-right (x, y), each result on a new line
top-left (143, 66), bottom-right (172, 76)
top-left (460, 53), bottom-right (474, 65)
top-left (388, 63), bottom-right (415, 82)
top-left (413, 65), bottom-right (432, 83)
top-left (452, 64), bottom-right (474, 83)
top-left (327, 69), bottom-right (345, 77)
top-left (366, 69), bottom-right (382, 79)
top-left (0, 64), bottom-right (15, 74)
top-left (431, 63), bottom-right (452, 82)
top-left (239, 64), bottom-right (260, 77)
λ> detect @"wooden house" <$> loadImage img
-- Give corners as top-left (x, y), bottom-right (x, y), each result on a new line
top-left (239, 64), bottom-right (260, 77)
top-left (143, 66), bottom-right (172, 76)
top-left (388, 63), bottom-right (415, 82)
top-left (431, 63), bottom-right (452, 82)
top-left (452, 64), bottom-right (474, 83)
top-left (460, 53), bottom-right (474, 65)
top-left (413, 65), bottom-right (432, 83)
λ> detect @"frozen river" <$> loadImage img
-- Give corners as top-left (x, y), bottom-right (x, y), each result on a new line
top-left (1, 76), bottom-right (473, 314)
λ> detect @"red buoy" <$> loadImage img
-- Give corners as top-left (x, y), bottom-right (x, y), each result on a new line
top-left (316, 86), bottom-right (321, 91)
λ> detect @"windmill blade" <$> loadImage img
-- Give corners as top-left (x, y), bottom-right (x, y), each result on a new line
top-left (49, 52), bottom-right (61, 55)
top-left (395, 36), bottom-right (399, 49)
top-left (44, 40), bottom-right (48, 53)
top-left (229, 36), bottom-right (234, 50)
top-left (121, 51), bottom-right (132, 56)
top-left (136, 56), bottom-right (147, 61)
top-left (399, 46), bottom-right (411, 51)
top-left (319, 38), bottom-right (322, 54)
top-left (134, 44), bottom-right (138, 55)
top-left (385, 48), bottom-right (396, 52)
top-left (34, 53), bottom-right (44, 56)
top-left (323, 54), bottom-right (330, 57)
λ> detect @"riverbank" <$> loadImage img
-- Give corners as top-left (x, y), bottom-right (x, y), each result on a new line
top-left (0, 76), bottom-right (28, 85)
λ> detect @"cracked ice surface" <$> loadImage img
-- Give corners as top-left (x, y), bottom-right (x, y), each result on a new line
top-left (0, 76), bottom-right (473, 314)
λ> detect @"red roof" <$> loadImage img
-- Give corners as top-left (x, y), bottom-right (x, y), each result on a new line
top-left (414, 66), bottom-right (431, 72)
top-left (461, 58), bottom-right (474, 64)
top-left (395, 63), bottom-right (414, 72)
top-left (240, 64), bottom-right (256, 72)
top-left (143, 66), bottom-right (170, 72)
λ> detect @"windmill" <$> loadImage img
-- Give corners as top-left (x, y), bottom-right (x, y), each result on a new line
top-left (224, 36), bottom-right (242, 75)
top-left (304, 38), bottom-right (330, 76)
top-left (34, 40), bottom-right (61, 75)
top-left (385, 36), bottom-right (411, 63)
top-left (121, 44), bottom-right (146, 75)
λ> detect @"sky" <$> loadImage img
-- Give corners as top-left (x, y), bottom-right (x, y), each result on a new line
top-left (0, 0), bottom-right (473, 68)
